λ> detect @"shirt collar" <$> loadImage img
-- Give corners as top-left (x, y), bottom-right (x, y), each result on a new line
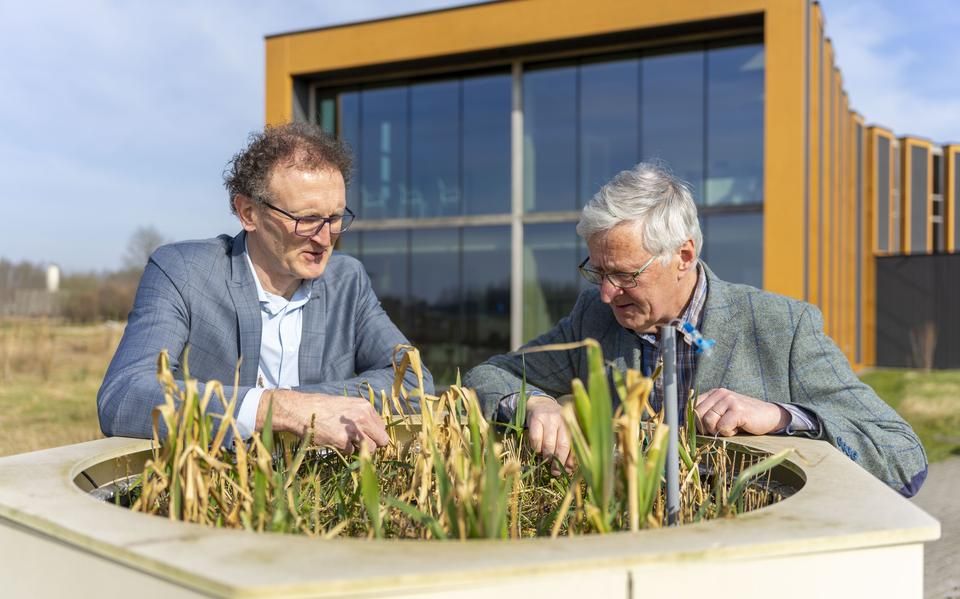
top-left (241, 237), bottom-right (312, 316)
top-left (638, 261), bottom-right (708, 346)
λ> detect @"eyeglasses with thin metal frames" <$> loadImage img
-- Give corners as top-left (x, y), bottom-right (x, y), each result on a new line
top-left (577, 254), bottom-right (658, 289)
top-left (258, 199), bottom-right (355, 238)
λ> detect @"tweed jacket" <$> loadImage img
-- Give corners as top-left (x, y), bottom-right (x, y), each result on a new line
top-left (463, 263), bottom-right (927, 496)
top-left (98, 232), bottom-right (432, 439)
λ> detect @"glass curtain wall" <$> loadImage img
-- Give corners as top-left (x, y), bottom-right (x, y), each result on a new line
top-left (318, 40), bottom-right (765, 384)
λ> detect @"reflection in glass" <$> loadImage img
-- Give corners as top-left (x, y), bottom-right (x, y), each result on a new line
top-left (523, 223), bottom-right (583, 341)
top-left (702, 212), bottom-right (763, 288)
top-left (410, 229), bottom-right (462, 384)
top-left (411, 80), bottom-right (461, 217)
top-left (579, 58), bottom-right (639, 205)
top-left (361, 87), bottom-right (408, 219)
top-left (463, 226), bottom-right (511, 366)
top-left (360, 230), bottom-right (409, 326)
top-left (642, 50), bottom-right (705, 202)
top-left (339, 92), bottom-right (361, 210)
top-left (706, 44), bottom-right (764, 206)
top-left (524, 65), bottom-right (577, 212)
top-left (464, 74), bottom-right (512, 215)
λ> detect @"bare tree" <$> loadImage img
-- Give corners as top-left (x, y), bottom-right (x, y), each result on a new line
top-left (123, 226), bottom-right (169, 270)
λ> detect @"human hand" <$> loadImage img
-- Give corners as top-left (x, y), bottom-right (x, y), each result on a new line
top-left (526, 395), bottom-right (576, 475)
top-left (259, 390), bottom-right (389, 454)
top-left (694, 388), bottom-right (790, 437)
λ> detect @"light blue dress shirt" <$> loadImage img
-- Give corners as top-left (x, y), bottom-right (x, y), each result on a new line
top-left (235, 244), bottom-right (311, 439)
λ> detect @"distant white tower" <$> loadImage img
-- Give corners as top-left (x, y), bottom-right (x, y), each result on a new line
top-left (45, 264), bottom-right (60, 293)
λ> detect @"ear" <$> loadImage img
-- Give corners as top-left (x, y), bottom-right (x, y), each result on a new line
top-left (234, 195), bottom-right (258, 233)
top-left (676, 239), bottom-right (696, 273)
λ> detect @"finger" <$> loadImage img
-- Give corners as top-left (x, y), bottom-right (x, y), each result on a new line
top-left (361, 418), bottom-right (390, 447)
top-left (539, 417), bottom-right (559, 459)
top-left (694, 388), bottom-right (721, 416)
top-left (564, 451), bottom-right (577, 473)
top-left (528, 416), bottom-right (544, 454)
top-left (554, 427), bottom-right (571, 470)
top-left (701, 406), bottom-right (724, 435)
top-left (716, 411), bottom-right (738, 437)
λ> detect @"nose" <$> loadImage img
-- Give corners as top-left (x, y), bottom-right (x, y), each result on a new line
top-left (599, 277), bottom-right (620, 304)
top-left (310, 221), bottom-right (333, 245)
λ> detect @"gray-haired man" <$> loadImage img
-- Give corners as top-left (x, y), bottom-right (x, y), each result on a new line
top-left (464, 162), bottom-right (926, 497)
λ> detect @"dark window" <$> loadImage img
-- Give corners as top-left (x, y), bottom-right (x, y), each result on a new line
top-left (579, 57), bottom-right (640, 205)
top-left (410, 228), bottom-right (462, 384)
top-left (523, 64), bottom-right (578, 212)
top-left (463, 74), bottom-right (512, 215)
top-left (339, 92), bottom-right (361, 209)
top-left (955, 154), bottom-right (960, 252)
top-left (877, 137), bottom-right (890, 252)
top-left (855, 123), bottom-right (863, 363)
top-left (360, 230), bottom-right (409, 327)
top-left (641, 49), bottom-right (705, 202)
top-left (360, 87), bottom-right (408, 219)
top-left (702, 212), bottom-right (763, 288)
top-left (463, 226), bottom-right (511, 366)
top-left (911, 146), bottom-right (928, 253)
top-left (410, 80), bottom-right (461, 217)
top-left (523, 223), bottom-right (583, 341)
top-left (706, 44), bottom-right (764, 206)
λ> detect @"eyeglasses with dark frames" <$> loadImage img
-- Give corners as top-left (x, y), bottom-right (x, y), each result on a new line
top-left (577, 254), bottom-right (658, 289)
top-left (259, 199), bottom-right (355, 237)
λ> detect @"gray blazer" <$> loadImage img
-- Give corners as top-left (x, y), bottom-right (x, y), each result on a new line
top-left (98, 232), bottom-right (433, 439)
top-left (463, 264), bottom-right (927, 496)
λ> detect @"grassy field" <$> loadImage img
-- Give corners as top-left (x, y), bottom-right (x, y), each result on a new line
top-left (1, 321), bottom-right (958, 463)
top-left (0, 320), bottom-right (117, 456)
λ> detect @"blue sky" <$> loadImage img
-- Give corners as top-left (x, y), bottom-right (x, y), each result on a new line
top-left (1, 0), bottom-right (957, 273)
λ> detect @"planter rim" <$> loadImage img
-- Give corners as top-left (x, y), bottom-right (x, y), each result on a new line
top-left (0, 435), bottom-right (940, 598)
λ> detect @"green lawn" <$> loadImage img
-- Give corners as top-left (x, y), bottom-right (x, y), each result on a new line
top-left (859, 369), bottom-right (960, 463)
top-left (1, 321), bottom-right (958, 464)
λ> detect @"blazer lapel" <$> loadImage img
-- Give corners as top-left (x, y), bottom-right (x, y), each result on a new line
top-left (299, 277), bottom-right (327, 384)
top-left (693, 264), bottom-right (743, 394)
top-left (227, 232), bottom-right (262, 386)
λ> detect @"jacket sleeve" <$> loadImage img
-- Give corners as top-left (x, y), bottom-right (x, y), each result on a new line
top-left (96, 247), bottom-right (252, 440)
top-left (788, 303), bottom-right (928, 497)
top-left (464, 291), bottom-right (591, 420)
top-left (295, 265), bottom-right (434, 411)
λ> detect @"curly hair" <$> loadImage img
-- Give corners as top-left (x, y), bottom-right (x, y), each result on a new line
top-left (223, 122), bottom-right (353, 215)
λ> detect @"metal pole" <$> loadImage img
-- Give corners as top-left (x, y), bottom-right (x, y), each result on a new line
top-left (660, 324), bottom-right (680, 526)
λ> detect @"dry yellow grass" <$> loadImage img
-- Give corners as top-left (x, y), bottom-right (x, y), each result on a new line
top-left (0, 320), bottom-right (116, 456)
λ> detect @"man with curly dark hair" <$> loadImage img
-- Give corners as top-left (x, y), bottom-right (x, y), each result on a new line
top-left (98, 122), bottom-right (432, 452)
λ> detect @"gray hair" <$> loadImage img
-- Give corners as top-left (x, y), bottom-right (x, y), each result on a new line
top-left (576, 162), bottom-right (702, 263)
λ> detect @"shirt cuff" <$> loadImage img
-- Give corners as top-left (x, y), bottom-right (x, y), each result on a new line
top-left (236, 387), bottom-right (266, 440)
top-left (495, 390), bottom-right (552, 424)
top-left (774, 402), bottom-right (823, 438)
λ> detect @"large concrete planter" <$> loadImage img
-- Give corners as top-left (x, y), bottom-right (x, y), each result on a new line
top-left (0, 434), bottom-right (939, 598)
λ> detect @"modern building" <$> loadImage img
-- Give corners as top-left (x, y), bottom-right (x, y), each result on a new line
top-left (265, 0), bottom-right (958, 380)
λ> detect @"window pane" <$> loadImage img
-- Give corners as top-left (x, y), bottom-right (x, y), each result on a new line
top-left (523, 65), bottom-right (577, 212)
top-left (410, 229), bottom-right (462, 384)
top-left (702, 212), bottom-right (763, 287)
top-left (706, 44), bottom-right (764, 206)
top-left (339, 92), bottom-right (361, 210)
top-left (410, 80), bottom-right (461, 217)
top-left (463, 226), bottom-right (511, 365)
top-left (335, 232), bottom-right (360, 258)
top-left (876, 137), bottom-right (890, 252)
top-left (641, 50), bottom-right (705, 202)
top-left (464, 74), bottom-right (512, 215)
top-left (360, 87), bottom-right (408, 219)
top-left (360, 230), bottom-right (408, 325)
top-left (910, 146), bottom-right (928, 253)
top-left (523, 223), bottom-right (582, 341)
top-left (580, 58), bottom-right (639, 205)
